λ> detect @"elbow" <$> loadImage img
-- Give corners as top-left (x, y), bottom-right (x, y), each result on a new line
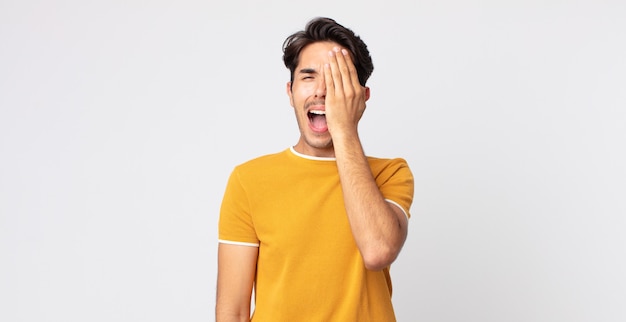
top-left (359, 218), bottom-right (408, 271)
top-left (361, 246), bottom-right (400, 271)
top-left (216, 310), bottom-right (250, 322)
top-left (216, 301), bottom-right (251, 322)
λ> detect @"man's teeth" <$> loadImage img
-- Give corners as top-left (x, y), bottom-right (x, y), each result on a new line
top-left (310, 110), bottom-right (326, 115)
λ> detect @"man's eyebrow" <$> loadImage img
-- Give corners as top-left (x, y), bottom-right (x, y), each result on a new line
top-left (297, 68), bottom-right (318, 74)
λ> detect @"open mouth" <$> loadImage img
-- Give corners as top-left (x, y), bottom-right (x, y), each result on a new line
top-left (308, 110), bottom-right (328, 131)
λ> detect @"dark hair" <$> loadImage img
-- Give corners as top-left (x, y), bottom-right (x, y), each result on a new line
top-left (282, 17), bottom-right (374, 87)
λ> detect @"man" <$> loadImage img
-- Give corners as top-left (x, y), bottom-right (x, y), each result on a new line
top-left (216, 17), bottom-right (414, 321)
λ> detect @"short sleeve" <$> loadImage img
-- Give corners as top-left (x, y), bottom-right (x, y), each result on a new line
top-left (218, 167), bottom-right (260, 246)
top-left (375, 158), bottom-right (414, 219)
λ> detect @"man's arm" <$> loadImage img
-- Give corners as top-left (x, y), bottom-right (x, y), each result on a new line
top-left (324, 47), bottom-right (409, 271)
top-left (333, 135), bottom-right (409, 271)
top-left (216, 243), bottom-right (258, 322)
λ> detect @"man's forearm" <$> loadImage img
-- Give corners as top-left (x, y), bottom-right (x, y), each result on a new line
top-left (332, 132), bottom-right (408, 270)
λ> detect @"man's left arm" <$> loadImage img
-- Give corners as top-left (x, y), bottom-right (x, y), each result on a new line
top-left (324, 47), bottom-right (409, 271)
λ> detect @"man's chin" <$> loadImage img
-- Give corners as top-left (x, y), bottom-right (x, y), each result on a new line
top-left (305, 137), bottom-right (334, 150)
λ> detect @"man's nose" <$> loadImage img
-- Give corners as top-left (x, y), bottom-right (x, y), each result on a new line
top-left (314, 78), bottom-right (326, 98)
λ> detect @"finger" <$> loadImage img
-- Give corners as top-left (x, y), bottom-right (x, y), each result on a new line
top-left (335, 48), bottom-right (355, 95)
top-left (323, 62), bottom-right (334, 98)
top-left (340, 48), bottom-right (361, 93)
top-left (328, 48), bottom-right (345, 95)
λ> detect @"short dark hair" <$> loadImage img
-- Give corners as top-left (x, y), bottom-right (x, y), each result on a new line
top-left (282, 17), bottom-right (374, 87)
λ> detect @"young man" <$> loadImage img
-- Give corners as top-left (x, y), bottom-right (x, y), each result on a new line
top-left (216, 17), bottom-right (414, 321)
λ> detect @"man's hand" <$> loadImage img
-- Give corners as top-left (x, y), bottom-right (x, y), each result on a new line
top-left (324, 47), bottom-right (408, 271)
top-left (323, 47), bottom-right (369, 139)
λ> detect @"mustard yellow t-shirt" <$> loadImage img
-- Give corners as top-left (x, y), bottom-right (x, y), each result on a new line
top-left (219, 147), bottom-right (414, 322)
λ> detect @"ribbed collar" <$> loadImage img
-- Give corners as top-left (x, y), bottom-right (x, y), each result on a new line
top-left (289, 146), bottom-right (336, 161)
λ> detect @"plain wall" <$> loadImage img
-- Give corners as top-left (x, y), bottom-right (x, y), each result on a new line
top-left (1, 1), bottom-right (625, 321)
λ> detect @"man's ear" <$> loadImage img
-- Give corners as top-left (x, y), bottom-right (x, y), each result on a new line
top-left (286, 82), bottom-right (294, 107)
top-left (364, 86), bottom-right (371, 101)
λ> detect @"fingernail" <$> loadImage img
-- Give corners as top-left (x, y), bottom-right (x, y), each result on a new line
top-left (341, 49), bottom-right (348, 55)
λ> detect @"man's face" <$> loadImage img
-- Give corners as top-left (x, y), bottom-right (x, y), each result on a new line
top-left (286, 41), bottom-right (338, 157)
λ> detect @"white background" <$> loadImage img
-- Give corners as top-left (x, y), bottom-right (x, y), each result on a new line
top-left (1, 1), bottom-right (625, 321)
